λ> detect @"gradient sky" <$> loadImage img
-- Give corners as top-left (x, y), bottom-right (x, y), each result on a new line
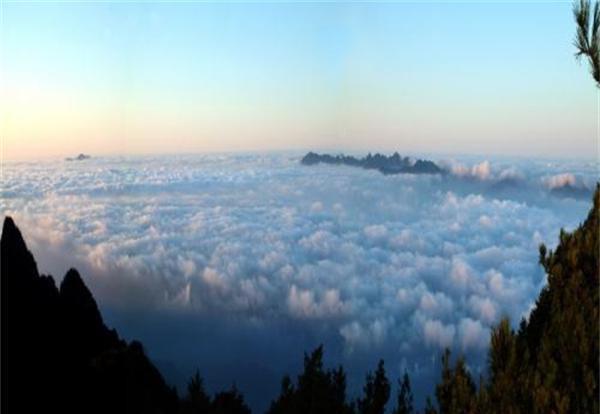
top-left (1, 0), bottom-right (597, 160)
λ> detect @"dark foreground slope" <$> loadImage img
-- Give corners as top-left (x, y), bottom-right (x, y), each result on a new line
top-left (0, 217), bottom-right (178, 414)
top-left (510, 182), bottom-right (599, 413)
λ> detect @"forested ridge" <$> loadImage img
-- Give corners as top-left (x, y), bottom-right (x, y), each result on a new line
top-left (1, 186), bottom-right (597, 413)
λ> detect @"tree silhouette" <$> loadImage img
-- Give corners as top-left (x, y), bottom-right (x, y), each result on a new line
top-left (357, 360), bottom-right (391, 414)
top-left (434, 349), bottom-right (476, 414)
top-left (430, 186), bottom-right (599, 414)
top-left (423, 397), bottom-right (437, 414)
top-left (485, 318), bottom-right (520, 414)
top-left (211, 385), bottom-right (251, 414)
top-left (266, 345), bottom-right (354, 414)
top-left (180, 370), bottom-right (211, 414)
top-left (521, 184), bottom-right (599, 413)
top-left (574, 0), bottom-right (600, 85)
top-left (392, 372), bottom-right (414, 414)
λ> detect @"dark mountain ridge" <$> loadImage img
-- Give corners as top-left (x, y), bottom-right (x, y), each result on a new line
top-left (1, 216), bottom-right (178, 414)
top-left (301, 152), bottom-right (443, 175)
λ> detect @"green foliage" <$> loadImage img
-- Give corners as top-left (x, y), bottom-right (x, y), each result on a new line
top-left (520, 184), bottom-right (599, 413)
top-left (485, 319), bottom-right (520, 414)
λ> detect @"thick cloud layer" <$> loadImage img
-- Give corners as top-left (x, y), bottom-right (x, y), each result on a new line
top-left (1, 152), bottom-right (595, 411)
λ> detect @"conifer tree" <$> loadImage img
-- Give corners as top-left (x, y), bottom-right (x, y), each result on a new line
top-left (357, 360), bottom-right (391, 414)
top-left (574, 0), bottom-right (600, 85)
top-left (434, 349), bottom-right (476, 414)
top-left (392, 372), bottom-right (414, 414)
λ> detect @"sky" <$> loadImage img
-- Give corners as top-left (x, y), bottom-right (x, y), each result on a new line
top-left (1, 0), bottom-right (597, 160)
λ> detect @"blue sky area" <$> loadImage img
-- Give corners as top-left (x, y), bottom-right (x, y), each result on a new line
top-left (1, 1), bottom-right (596, 159)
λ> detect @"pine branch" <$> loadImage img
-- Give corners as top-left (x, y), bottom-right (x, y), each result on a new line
top-left (574, 0), bottom-right (600, 87)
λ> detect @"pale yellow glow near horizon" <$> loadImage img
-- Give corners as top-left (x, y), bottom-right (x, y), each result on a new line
top-left (2, 1), bottom-right (597, 163)
top-left (3, 84), bottom-right (596, 162)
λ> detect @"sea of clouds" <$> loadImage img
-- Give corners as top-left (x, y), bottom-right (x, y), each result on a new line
top-left (1, 152), bottom-right (596, 411)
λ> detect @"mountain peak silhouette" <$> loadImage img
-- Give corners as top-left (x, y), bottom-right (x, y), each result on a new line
top-left (1, 216), bottom-right (40, 282)
top-left (60, 267), bottom-right (104, 327)
top-left (1, 216), bottom-right (178, 414)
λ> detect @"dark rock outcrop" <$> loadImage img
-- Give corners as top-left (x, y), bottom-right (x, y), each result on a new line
top-left (300, 152), bottom-right (443, 175)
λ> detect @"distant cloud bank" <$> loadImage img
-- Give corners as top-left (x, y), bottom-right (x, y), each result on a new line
top-left (1, 152), bottom-right (595, 410)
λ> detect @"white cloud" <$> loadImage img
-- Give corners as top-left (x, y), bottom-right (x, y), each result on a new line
top-left (486, 269), bottom-right (506, 298)
top-left (287, 285), bottom-right (347, 319)
top-left (310, 201), bottom-right (324, 213)
top-left (478, 215), bottom-right (493, 228)
top-left (202, 267), bottom-right (227, 290)
top-left (179, 258), bottom-right (197, 278)
top-left (364, 224), bottom-right (388, 241)
top-left (542, 173), bottom-right (576, 189)
top-left (450, 258), bottom-right (473, 287)
top-left (498, 167), bottom-right (524, 182)
top-left (1, 152), bottom-right (593, 402)
top-left (458, 318), bottom-right (488, 351)
top-left (419, 291), bottom-right (454, 317)
top-left (448, 160), bottom-right (491, 180)
top-left (468, 295), bottom-right (497, 325)
top-left (423, 319), bottom-right (456, 349)
top-left (340, 318), bottom-right (390, 349)
top-left (299, 230), bottom-right (336, 258)
top-left (471, 161), bottom-right (492, 181)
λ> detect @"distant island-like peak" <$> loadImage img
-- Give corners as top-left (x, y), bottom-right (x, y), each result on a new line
top-left (66, 153), bottom-right (91, 161)
top-left (300, 151), bottom-right (443, 175)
